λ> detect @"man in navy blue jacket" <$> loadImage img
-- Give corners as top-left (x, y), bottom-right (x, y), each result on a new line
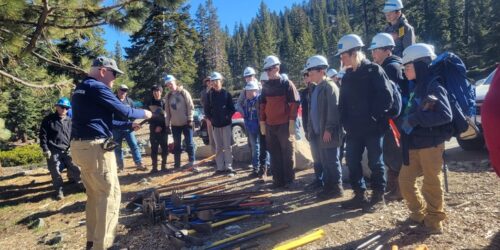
top-left (70, 56), bottom-right (152, 250)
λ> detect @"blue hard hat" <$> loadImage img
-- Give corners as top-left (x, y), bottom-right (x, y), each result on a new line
top-left (56, 97), bottom-right (71, 108)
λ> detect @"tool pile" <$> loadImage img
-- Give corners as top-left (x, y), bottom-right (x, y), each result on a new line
top-left (126, 156), bottom-right (289, 249)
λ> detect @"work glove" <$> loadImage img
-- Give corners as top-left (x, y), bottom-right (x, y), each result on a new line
top-left (259, 121), bottom-right (266, 136)
top-left (401, 116), bottom-right (414, 135)
top-left (289, 120), bottom-right (295, 136)
top-left (43, 151), bottom-right (51, 159)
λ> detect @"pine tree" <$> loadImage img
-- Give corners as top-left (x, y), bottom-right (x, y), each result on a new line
top-left (127, 2), bottom-right (199, 99)
top-left (194, 0), bottom-right (232, 91)
top-left (114, 41), bottom-right (124, 70)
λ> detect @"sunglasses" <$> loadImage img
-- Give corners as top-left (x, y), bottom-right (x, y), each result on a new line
top-left (102, 67), bottom-right (118, 78)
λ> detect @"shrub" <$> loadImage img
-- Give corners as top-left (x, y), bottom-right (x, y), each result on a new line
top-left (0, 144), bottom-right (44, 167)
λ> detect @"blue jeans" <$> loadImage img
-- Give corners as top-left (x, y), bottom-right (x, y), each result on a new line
top-left (319, 146), bottom-right (342, 190)
top-left (309, 134), bottom-right (323, 183)
top-left (172, 125), bottom-right (195, 168)
top-left (346, 133), bottom-right (386, 193)
top-left (248, 130), bottom-right (269, 171)
top-left (113, 129), bottom-right (142, 168)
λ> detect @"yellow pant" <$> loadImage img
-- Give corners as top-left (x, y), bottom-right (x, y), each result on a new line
top-left (399, 143), bottom-right (446, 230)
top-left (71, 139), bottom-right (121, 250)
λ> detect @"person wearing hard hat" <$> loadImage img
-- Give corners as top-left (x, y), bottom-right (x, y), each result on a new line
top-left (240, 80), bottom-right (268, 179)
top-left (382, 0), bottom-right (415, 57)
top-left (326, 68), bottom-right (341, 87)
top-left (113, 84), bottom-right (145, 172)
top-left (200, 77), bottom-right (216, 156)
top-left (205, 72), bottom-right (237, 176)
top-left (71, 56), bottom-right (152, 250)
top-left (259, 55), bottom-right (300, 188)
top-left (304, 55), bottom-right (344, 200)
top-left (336, 34), bottom-right (394, 213)
top-left (163, 75), bottom-right (197, 172)
top-left (398, 43), bottom-right (453, 235)
top-left (368, 32), bottom-right (407, 201)
top-left (300, 69), bottom-right (323, 191)
top-left (39, 97), bottom-right (82, 200)
top-left (236, 67), bottom-right (270, 178)
top-left (146, 84), bottom-right (169, 173)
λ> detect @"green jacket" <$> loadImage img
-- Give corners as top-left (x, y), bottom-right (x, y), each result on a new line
top-left (307, 79), bottom-right (344, 148)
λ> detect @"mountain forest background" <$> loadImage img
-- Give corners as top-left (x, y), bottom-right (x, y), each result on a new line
top-left (0, 0), bottom-right (498, 143)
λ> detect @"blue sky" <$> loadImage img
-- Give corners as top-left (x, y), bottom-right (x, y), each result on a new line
top-left (102, 0), bottom-right (304, 54)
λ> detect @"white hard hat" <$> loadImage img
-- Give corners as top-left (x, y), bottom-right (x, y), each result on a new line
top-left (336, 34), bottom-right (364, 56)
top-left (383, 0), bottom-right (404, 13)
top-left (260, 72), bottom-right (269, 81)
top-left (163, 74), bottom-right (176, 84)
top-left (209, 72), bottom-right (223, 81)
top-left (244, 80), bottom-right (259, 90)
top-left (263, 55), bottom-right (281, 70)
top-left (402, 43), bottom-right (437, 65)
top-left (280, 73), bottom-right (289, 81)
top-left (368, 33), bottom-right (395, 50)
top-left (243, 67), bottom-right (256, 77)
top-left (337, 69), bottom-right (346, 79)
top-left (326, 68), bottom-right (338, 78)
top-left (305, 55), bottom-right (329, 70)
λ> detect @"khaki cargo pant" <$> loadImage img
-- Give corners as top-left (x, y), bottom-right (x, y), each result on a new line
top-left (399, 143), bottom-right (446, 230)
top-left (71, 139), bottom-right (121, 250)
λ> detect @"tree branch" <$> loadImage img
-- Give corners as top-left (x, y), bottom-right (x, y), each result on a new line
top-left (31, 51), bottom-right (86, 75)
top-left (0, 69), bottom-right (72, 89)
top-left (21, 0), bottom-right (52, 57)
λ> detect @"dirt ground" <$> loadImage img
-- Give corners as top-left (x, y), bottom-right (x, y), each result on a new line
top-left (0, 138), bottom-right (499, 250)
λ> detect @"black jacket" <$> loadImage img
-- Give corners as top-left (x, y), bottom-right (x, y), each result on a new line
top-left (339, 59), bottom-right (393, 137)
top-left (404, 61), bottom-right (453, 149)
top-left (205, 89), bottom-right (235, 128)
top-left (147, 98), bottom-right (167, 133)
top-left (39, 112), bottom-right (72, 152)
top-left (381, 55), bottom-right (409, 101)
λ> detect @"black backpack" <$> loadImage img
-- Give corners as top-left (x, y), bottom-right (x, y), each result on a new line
top-left (386, 79), bottom-right (403, 118)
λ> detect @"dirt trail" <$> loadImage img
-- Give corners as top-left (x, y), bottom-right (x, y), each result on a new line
top-left (0, 139), bottom-right (499, 249)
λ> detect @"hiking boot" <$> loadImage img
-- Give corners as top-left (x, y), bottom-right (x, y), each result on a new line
top-left (212, 170), bottom-right (225, 176)
top-left (341, 192), bottom-right (368, 210)
top-left (413, 224), bottom-right (443, 235)
top-left (305, 180), bottom-right (323, 191)
top-left (317, 186), bottom-right (344, 200)
top-left (86, 241), bottom-right (93, 250)
top-left (363, 191), bottom-right (386, 213)
top-left (257, 167), bottom-right (267, 178)
top-left (397, 217), bottom-right (424, 227)
top-left (385, 188), bottom-right (403, 202)
top-left (150, 168), bottom-right (159, 174)
top-left (226, 168), bottom-right (236, 177)
top-left (161, 163), bottom-right (167, 172)
top-left (248, 171), bottom-right (259, 178)
top-left (55, 190), bottom-right (64, 200)
top-left (136, 163), bottom-right (147, 171)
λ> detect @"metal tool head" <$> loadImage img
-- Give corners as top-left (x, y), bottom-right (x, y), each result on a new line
top-left (171, 190), bottom-right (183, 207)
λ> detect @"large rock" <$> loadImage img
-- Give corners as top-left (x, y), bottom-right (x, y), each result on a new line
top-left (229, 138), bottom-right (314, 171)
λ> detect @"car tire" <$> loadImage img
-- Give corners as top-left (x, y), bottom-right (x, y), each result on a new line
top-left (231, 124), bottom-right (245, 144)
top-left (457, 134), bottom-right (485, 151)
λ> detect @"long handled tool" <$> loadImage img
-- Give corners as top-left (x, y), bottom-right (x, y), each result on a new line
top-left (273, 229), bottom-right (325, 250)
top-left (187, 215), bottom-right (251, 235)
top-left (207, 223), bottom-right (289, 250)
top-left (206, 224), bottom-right (272, 249)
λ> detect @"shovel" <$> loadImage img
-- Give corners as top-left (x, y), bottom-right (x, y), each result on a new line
top-left (187, 215), bottom-right (251, 234)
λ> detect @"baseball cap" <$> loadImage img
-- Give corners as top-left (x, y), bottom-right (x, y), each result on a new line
top-left (92, 56), bottom-right (124, 74)
top-left (163, 74), bottom-right (176, 85)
